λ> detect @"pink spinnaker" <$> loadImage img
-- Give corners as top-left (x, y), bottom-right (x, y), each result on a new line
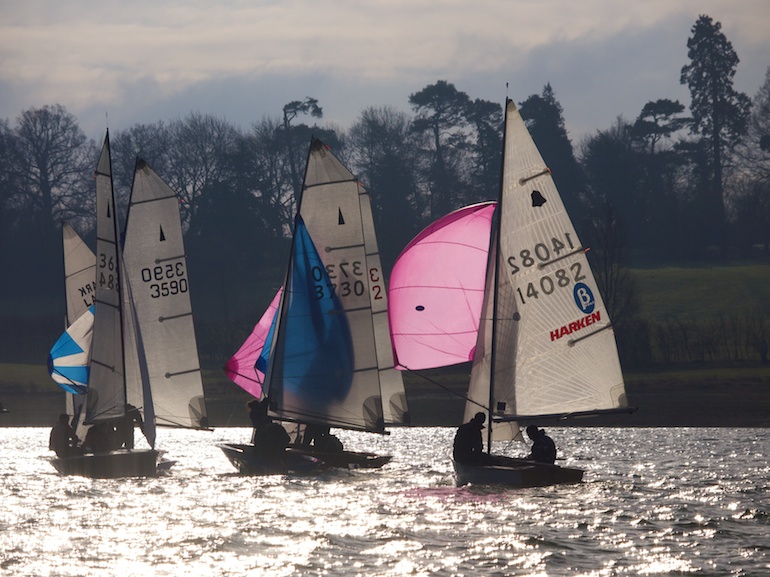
top-left (224, 288), bottom-right (282, 398)
top-left (388, 201), bottom-right (496, 370)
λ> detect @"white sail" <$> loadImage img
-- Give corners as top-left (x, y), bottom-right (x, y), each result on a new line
top-left (62, 222), bottom-right (96, 325)
top-left (61, 223), bottom-right (95, 438)
top-left (467, 100), bottom-right (628, 442)
top-left (122, 159), bottom-right (207, 429)
top-left (266, 139), bottom-right (408, 431)
top-left (86, 132), bottom-right (126, 423)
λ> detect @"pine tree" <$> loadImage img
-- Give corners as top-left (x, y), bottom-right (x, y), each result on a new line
top-left (680, 15), bottom-right (751, 249)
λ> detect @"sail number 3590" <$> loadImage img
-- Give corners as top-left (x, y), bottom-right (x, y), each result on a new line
top-left (140, 262), bottom-right (188, 298)
top-left (506, 234), bottom-right (586, 304)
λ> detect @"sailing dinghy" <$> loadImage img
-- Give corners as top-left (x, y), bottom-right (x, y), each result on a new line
top-left (49, 133), bottom-right (208, 478)
top-left (219, 139), bottom-right (409, 474)
top-left (48, 222), bottom-right (95, 440)
top-left (390, 100), bottom-right (632, 487)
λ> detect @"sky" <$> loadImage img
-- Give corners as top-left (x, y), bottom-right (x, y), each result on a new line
top-left (1, 0), bottom-right (768, 145)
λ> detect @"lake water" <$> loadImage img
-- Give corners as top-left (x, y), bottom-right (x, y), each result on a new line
top-left (0, 426), bottom-right (768, 576)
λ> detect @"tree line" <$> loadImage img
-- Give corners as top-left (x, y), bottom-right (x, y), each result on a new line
top-left (1, 14), bottom-right (769, 369)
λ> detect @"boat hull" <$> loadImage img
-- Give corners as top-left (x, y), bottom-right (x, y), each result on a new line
top-left (50, 449), bottom-right (161, 478)
top-left (288, 446), bottom-right (392, 469)
top-left (453, 456), bottom-right (584, 488)
top-left (218, 443), bottom-right (326, 476)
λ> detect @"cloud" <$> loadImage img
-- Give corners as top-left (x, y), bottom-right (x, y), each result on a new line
top-left (0, 0), bottom-right (767, 141)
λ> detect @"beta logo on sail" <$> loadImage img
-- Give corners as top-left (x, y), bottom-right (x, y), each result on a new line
top-left (548, 283), bottom-right (601, 342)
top-left (573, 282), bottom-right (595, 314)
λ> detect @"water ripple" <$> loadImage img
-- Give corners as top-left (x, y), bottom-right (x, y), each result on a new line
top-left (0, 427), bottom-right (768, 576)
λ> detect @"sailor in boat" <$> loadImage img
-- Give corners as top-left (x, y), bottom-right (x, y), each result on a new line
top-left (115, 404), bottom-right (145, 450)
top-left (83, 422), bottom-right (118, 454)
top-left (246, 398), bottom-right (292, 459)
top-left (453, 412), bottom-right (493, 464)
top-left (49, 413), bottom-right (80, 458)
top-left (524, 425), bottom-right (557, 465)
top-left (248, 399), bottom-right (271, 443)
top-left (301, 423), bottom-right (344, 453)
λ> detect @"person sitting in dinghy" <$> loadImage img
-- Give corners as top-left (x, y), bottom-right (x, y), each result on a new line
top-left (49, 413), bottom-right (80, 458)
top-left (453, 412), bottom-right (490, 464)
top-left (524, 425), bottom-right (557, 464)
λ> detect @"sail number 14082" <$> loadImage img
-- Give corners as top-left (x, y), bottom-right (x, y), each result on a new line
top-left (506, 233), bottom-right (586, 304)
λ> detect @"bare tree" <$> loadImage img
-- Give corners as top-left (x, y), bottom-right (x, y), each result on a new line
top-left (9, 104), bottom-right (94, 230)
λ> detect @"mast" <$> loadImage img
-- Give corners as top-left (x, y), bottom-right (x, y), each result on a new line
top-left (262, 138), bottom-right (316, 404)
top-left (86, 129), bottom-right (128, 422)
top-left (486, 99), bottom-right (510, 453)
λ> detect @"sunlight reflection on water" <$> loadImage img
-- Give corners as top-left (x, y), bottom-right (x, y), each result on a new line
top-left (0, 426), bottom-right (768, 576)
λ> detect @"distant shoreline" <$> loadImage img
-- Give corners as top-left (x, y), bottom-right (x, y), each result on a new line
top-left (2, 366), bottom-right (769, 428)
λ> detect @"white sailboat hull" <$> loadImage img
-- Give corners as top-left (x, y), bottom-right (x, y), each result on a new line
top-left (452, 456), bottom-right (583, 488)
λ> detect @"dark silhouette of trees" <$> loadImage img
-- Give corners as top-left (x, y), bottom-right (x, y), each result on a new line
top-left (730, 66), bottom-right (770, 253)
top-left (465, 98), bottom-right (503, 204)
top-left (519, 84), bottom-right (586, 223)
top-left (632, 99), bottom-right (691, 154)
top-left (282, 97), bottom-right (323, 201)
top-left (0, 105), bottom-right (95, 300)
top-left (680, 15), bottom-right (751, 251)
top-left (1, 34), bottom-right (767, 368)
top-left (409, 80), bottom-right (471, 219)
top-left (8, 105), bottom-right (94, 230)
top-left (348, 105), bottom-right (423, 270)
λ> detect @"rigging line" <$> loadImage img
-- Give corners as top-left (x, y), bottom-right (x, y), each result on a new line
top-left (324, 242), bottom-right (365, 252)
top-left (568, 323), bottom-right (613, 346)
top-left (159, 312), bottom-right (193, 322)
top-left (153, 254), bottom-right (187, 264)
top-left (518, 167), bottom-right (551, 185)
top-left (130, 195), bottom-right (177, 206)
top-left (402, 366), bottom-right (488, 412)
top-left (164, 367), bottom-right (201, 378)
top-left (537, 247), bottom-right (586, 269)
top-left (50, 367), bottom-right (85, 389)
top-left (304, 177), bottom-right (357, 190)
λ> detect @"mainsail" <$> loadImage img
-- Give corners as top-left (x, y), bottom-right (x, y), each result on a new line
top-left (86, 132), bottom-right (127, 423)
top-left (466, 99), bottom-right (628, 441)
top-left (263, 139), bottom-right (408, 431)
top-left (388, 201), bottom-right (496, 371)
top-left (122, 159), bottom-right (207, 429)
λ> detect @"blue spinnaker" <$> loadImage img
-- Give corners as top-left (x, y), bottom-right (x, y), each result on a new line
top-left (48, 306), bottom-right (93, 395)
top-left (275, 217), bottom-right (353, 407)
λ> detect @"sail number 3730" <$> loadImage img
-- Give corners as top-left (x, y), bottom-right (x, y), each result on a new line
top-left (311, 261), bottom-right (383, 300)
top-left (506, 234), bottom-right (585, 304)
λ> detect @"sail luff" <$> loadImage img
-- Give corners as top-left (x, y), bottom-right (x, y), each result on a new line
top-left (86, 130), bottom-right (126, 423)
